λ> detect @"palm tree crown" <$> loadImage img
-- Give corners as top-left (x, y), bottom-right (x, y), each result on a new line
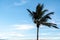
top-left (27, 4), bottom-right (59, 29)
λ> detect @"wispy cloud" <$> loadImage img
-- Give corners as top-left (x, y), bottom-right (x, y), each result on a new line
top-left (0, 24), bottom-right (35, 39)
top-left (13, 24), bottom-right (35, 30)
top-left (8, 32), bottom-right (25, 37)
top-left (0, 33), bottom-right (8, 39)
top-left (0, 32), bottom-right (25, 39)
top-left (40, 37), bottom-right (60, 40)
top-left (14, 0), bottom-right (27, 6)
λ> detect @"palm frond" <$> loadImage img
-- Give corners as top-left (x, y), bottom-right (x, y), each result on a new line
top-left (36, 4), bottom-right (40, 13)
top-left (39, 9), bottom-right (48, 18)
top-left (40, 12), bottom-right (54, 22)
top-left (27, 9), bottom-right (38, 20)
top-left (36, 4), bottom-right (48, 19)
top-left (32, 11), bottom-right (37, 19)
top-left (36, 4), bottom-right (44, 12)
top-left (27, 9), bottom-right (33, 16)
top-left (42, 9), bottom-right (48, 14)
top-left (42, 22), bottom-right (59, 29)
top-left (40, 4), bottom-right (44, 11)
top-left (36, 4), bottom-right (43, 15)
top-left (46, 12), bottom-right (54, 16)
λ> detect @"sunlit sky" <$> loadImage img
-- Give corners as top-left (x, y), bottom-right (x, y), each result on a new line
top-left (0, 0), bottom-right (60, 40)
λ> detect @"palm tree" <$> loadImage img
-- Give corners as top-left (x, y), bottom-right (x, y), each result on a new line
top-left (27, 4), bottom-right (59, 40)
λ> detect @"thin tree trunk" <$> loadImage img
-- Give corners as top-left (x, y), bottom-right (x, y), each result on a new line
top-left (37, 25), bottom-right (39, 40)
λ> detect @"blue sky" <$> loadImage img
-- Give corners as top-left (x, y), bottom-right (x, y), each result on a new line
top-left (0, 0), bottom-right (60, 40)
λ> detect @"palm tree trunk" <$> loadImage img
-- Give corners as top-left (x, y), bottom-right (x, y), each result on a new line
top-left (37, 25), bottom-right (39, 40)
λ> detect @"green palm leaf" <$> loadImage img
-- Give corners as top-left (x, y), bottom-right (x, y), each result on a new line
top-left (27, 9), bottom-right (33, 16)
top-left (42, 22), bottom-right (59, 29)
top-left (40, 12), bottom-right (54, 22)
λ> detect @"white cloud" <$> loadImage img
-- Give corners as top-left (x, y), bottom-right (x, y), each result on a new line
top-left (14, 0), bottom-right (27, 6)
top-left (0, 33), bottom-right (9, 39)
top-left (40, 33), bottom-right (48, 35)
top-left (0, 24), bottom-right (35, 39)
top-left (8, 32), bottom-right (24, 37)
top-left (0, 32), bottom-right (25, 39)
top-left (40, 37), bottom-right (60, 40)
top-left (13, 24), bottom-right (35, 30)
top-left (7, 32), bottom-right (24, 37)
